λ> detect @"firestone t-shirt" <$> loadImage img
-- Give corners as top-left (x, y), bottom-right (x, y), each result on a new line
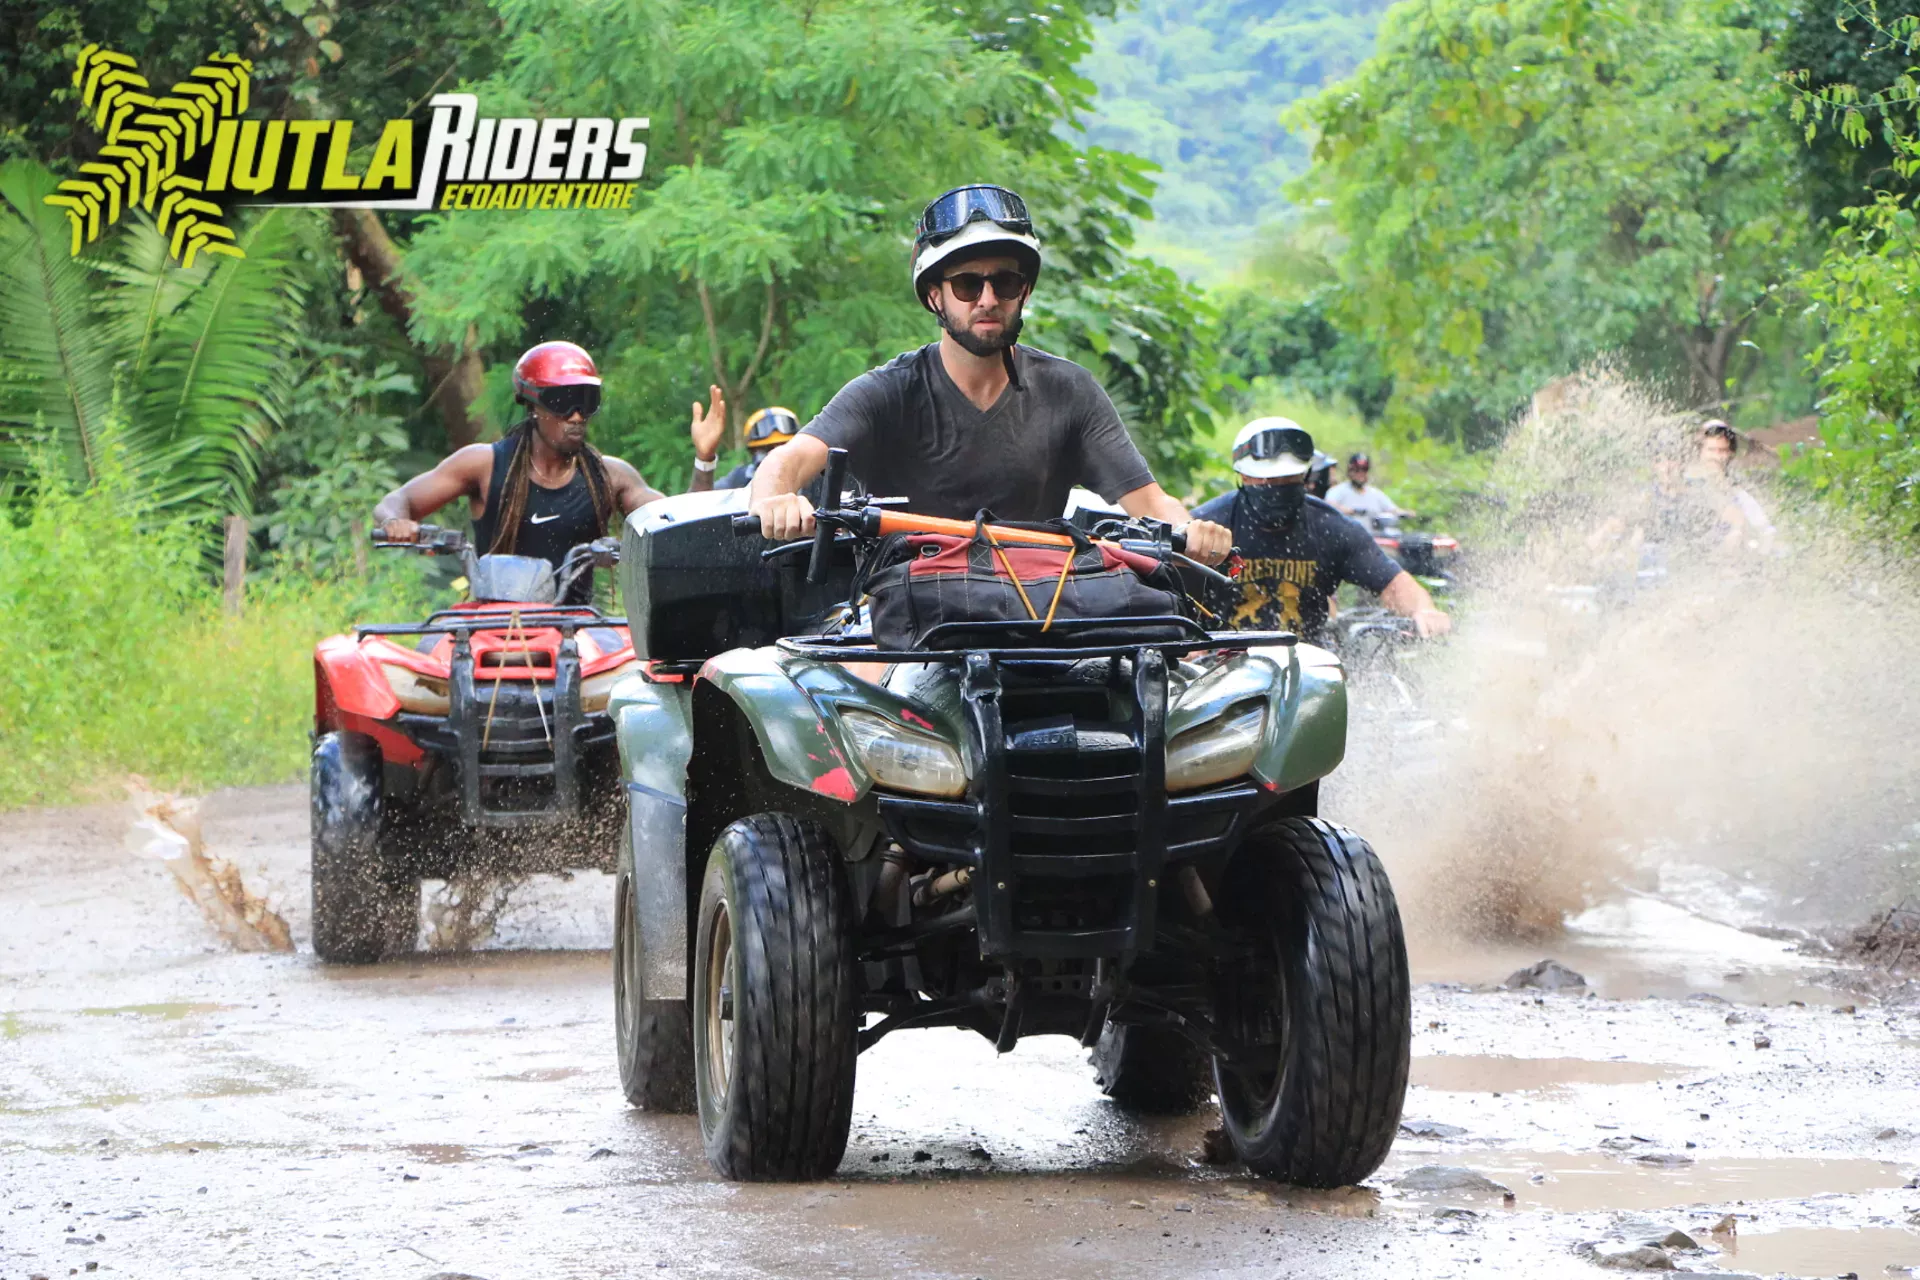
top-left (1190, 490), bottom-right (1404, 640)
top-left (800, 343), bottom-right (1157, 522)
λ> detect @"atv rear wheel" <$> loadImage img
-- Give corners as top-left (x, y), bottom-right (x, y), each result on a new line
top-left (1213, 817), bottom-right (1409, 1187)
top-left (311, 732), bottom-right (419, 963)
top-left (1090, 1022), bottom-right (1213, 1114)
top-left (614, 828), bottom-right (694, 1111)
top-left (693, 815), bottom-right (856, 1180)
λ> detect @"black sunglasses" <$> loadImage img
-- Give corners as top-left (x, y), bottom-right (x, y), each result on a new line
top-left (942, 269), bottom-right (1029, 304)
top-left (535, 383), bottom-right (601, 419)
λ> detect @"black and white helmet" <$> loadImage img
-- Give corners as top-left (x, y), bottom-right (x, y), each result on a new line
top-left (910, 185), bottom-right (1043, 308)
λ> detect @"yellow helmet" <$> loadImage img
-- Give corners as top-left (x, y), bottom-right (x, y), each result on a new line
top-left (744, 407), bottom-right (799, 450)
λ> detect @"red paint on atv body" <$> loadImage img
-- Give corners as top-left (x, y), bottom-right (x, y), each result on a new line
top-left (312, 600), bottom-right (632, 767)
top-left (811, 766), bottom-right (858, 801)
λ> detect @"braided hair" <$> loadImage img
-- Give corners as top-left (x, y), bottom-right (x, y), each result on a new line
top-left (486, 417), bottom-right (618, 555)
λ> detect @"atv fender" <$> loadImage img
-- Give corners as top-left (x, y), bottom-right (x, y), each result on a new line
top-left (609, 671), bottom-right (694, 1009)
top-left (314, 636), bottom-right (422, 764)
top-left (697, 647), bottom-right (869, 802)
top-left (1250, 641), bottom-right (1347, 793)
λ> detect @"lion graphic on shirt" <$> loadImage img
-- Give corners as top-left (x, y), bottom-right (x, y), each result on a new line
top-left (1230, 558), bottom-right (1314, 631)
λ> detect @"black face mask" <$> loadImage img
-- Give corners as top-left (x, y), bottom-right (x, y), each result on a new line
top-left (1240, 481), bottom-right (1305, 527)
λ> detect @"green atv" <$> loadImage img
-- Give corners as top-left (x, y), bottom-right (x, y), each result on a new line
top-left (607, 456), bottom-right (1410, 1183)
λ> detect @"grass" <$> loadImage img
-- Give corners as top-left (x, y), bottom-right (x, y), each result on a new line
top-left (0, 461), bottom-right (430, 809)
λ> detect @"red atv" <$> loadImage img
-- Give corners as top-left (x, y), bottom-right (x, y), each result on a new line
top-left (309, 525), bottom-right (634, 962)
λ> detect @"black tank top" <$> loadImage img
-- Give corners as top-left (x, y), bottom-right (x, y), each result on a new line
top-left (471, 428), bottom-right (604, 602)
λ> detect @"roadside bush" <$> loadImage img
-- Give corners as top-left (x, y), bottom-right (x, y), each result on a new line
top-left (0, 450), bottom-right (428, 807)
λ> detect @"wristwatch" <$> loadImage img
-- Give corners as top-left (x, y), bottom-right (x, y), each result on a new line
top-left (693, 455), bottom-right (717, 472)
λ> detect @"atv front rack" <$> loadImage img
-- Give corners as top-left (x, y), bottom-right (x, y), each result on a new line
top-left (793, 620), bottom-right (1298, 964)
top-left (775, 618), bottom-right (1295, 665)
top-left (355, 611), bottom-right (629, 829)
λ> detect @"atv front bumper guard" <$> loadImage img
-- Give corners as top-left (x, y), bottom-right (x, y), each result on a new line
top-left (356, 613), bottom-right (627, 829)
top-left (784, 621), bottom-right (1295, 962)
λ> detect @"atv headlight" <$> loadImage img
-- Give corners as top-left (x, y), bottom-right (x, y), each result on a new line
top-left (839, 709), bottom-right (968, 798)
top-left (1165, 699), bottom-right (1266, 792)
top-left (580, 660), bottom-right (642, 714)
top-left (381, 664), bottom-right (450, 715)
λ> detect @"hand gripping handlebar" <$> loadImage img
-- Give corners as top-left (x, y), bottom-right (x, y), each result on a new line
top-left (730, 449), bottom-right (1234, 589)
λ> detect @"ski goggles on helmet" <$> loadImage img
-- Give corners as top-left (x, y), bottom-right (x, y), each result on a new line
top-left (915, 185), bottom-right (1033, 248)
top-left (534, 383), bottom-right (602, 419)
top-left (1233, 424), bottom-right (1316, 470)
top-left (744, 407), bottom-right (799, 449)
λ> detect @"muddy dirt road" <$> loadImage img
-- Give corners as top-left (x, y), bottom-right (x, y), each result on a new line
top-left (3, 786), bottom-right (1917, 1280)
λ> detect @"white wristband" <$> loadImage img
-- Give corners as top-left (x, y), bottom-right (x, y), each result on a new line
top-left (693, 455), bottom-right (717, 472)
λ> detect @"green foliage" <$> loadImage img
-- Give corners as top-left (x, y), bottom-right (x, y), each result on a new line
top-left (0, 159), bottom-right (306, 517)
top-left (0, 446), bottom-right (428, 806)
top-left (1216, 287), bottom-right (1393, 425)
top-left (257, 340), bottom-right (414, 575)
top-left (403, 0), bottom-right (1225, 489)
top-left (1291, 0), bottom-right (1816, 436)
top-left (1781, 1), bottom-right (1920, 224)
top-left (2, 0), bottom-right (502, 165)
top-left (1076, 0), bottom-right (1392, 279)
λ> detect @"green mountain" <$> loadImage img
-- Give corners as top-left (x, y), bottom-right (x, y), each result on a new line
top-left (1077, 0), bottom-right (1391, 279)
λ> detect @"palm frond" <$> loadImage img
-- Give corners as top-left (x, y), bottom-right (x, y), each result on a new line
top-left (137, 209), bottom-right (306, 515)
top-left (92, 215), bottom-right (213, 380)
top-left (0, 160), bottom-right (118, 487)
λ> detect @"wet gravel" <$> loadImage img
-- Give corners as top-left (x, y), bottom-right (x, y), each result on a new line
top-left (2, 785), bottom-right (1918, 1279)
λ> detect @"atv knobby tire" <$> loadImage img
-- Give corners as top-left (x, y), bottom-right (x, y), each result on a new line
top-left (1213, 817), bottom-right (1409, 1187)
top-left (310, 732), bottom-right (420, 963)
top-left (614, 827), bottom-right (694, 1111)
top-left (694, 814), bottom-right (856, 1180)
top-left (1090, 1022), bottom-right (1214, 1114)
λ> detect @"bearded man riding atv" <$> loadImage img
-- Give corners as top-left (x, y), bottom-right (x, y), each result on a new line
top-left (748, 185), bottom-right (1231, 565)
top-left (610, 186), bottom-right (1411, 1185)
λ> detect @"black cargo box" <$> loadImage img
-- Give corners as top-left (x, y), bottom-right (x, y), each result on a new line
top-left (620, 491), bottom-right (855, 661)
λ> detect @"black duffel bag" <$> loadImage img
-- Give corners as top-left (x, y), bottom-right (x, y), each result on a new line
top-left (853, 512), bottom-right (1189, 651)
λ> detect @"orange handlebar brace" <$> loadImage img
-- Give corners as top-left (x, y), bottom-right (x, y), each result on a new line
top-left (870, 510), bottom-right (1078, 548)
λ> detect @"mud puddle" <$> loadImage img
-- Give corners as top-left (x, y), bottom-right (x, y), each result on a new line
top-left (1384, 1150), bottom-right (1912, 1214)
top-left (1410, 1055), bottom-right (1686, 1092)
top-left (1412, 894), bottom-right (1845, 1004)
top-left (1724, 1224), bottom-right (1920, 1277)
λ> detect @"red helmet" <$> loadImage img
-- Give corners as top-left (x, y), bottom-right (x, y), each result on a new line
top-left (512, 341), bottom-right (601, 405)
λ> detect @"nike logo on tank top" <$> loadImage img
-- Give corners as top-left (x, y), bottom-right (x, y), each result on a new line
top-left (470, 428), bottom-right (604, 601)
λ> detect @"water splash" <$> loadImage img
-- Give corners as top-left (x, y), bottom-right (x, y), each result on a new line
top-left (1329, 372), bottom-right (1920, 941)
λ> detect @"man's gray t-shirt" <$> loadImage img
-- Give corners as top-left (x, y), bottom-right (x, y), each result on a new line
top-left (800, 343), bottom-right (1156, 523)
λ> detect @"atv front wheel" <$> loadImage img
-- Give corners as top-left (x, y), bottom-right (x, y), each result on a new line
top-left (310, 732), bottom-right (419, 963)
top-left (1213, 817), bottom-right (1409, 1186)
top-left (693, 815), bottom-right (856, 1180)
top-left (614, 827), bottom-right (693, 1111)
top-left (1090, 1022), bottom-right (1213, 1114)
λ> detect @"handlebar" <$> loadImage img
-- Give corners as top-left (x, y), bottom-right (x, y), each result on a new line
top-left (371, 523), bottom-right (468, 554)
top-left (730, 450), bottom-right (1230, 588)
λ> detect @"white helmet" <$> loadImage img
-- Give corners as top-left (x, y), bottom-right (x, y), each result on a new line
top-left (1231, 418), bottom-right (1317, 479)
top-left (911, 185), bottom-right (1043, 308)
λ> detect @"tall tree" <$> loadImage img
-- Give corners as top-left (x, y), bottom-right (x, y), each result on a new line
top-left (1292, 0), bottom-right (1814, 434)
top-left (402, 0), bottom-right (1225, 486)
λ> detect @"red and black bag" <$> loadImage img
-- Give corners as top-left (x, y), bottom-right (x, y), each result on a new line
top-left (853, 512), bottom-right (1190, 651)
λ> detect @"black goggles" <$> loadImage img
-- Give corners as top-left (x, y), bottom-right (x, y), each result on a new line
top-left (745, 408), bottom-right (799, 446)
top-left (1233, 426), bottom-right (1316, 466)
top-left (915, 185), bottom-right (1032, 246)
top-left (535, 383), bottom-right (601, 419)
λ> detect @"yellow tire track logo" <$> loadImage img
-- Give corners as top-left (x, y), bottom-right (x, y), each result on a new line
top-left (43, 46), bottom-right (252, 267)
